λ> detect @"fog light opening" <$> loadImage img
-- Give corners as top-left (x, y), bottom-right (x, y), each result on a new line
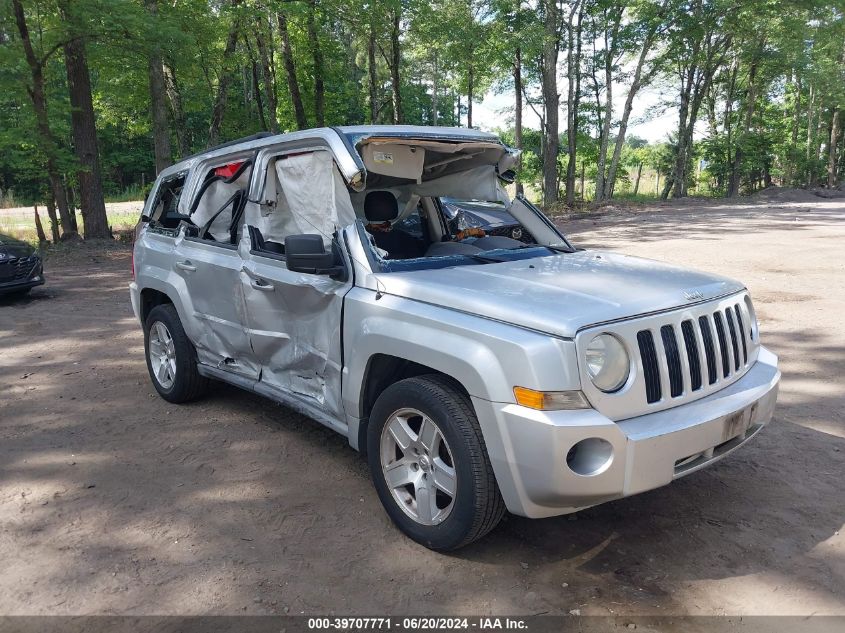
top-left (566, 438), bottom-right (614, 477)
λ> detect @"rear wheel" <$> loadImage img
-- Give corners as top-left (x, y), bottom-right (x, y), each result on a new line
top-left (367, 375), bottom-right (505, 550)
top-left (144, 303), bottom-right (209, 403)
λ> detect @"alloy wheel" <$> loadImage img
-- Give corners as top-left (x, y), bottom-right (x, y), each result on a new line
top-left (379, 408), bottom-right (457, 526)
top-left (148, 321), bottom-right (177, 390)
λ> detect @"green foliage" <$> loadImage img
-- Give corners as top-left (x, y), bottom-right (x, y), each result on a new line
top-left (0, 0), bottom-right (843, 208)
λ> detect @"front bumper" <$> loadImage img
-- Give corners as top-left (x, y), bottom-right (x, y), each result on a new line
top-left (0, 270), bottom-right (45, 295)
top-left (129, 281), bottom-right (141, 322)
top-left (473, 346), bottom-right (780, 518)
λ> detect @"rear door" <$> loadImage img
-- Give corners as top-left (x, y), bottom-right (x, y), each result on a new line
top-left (172, 231), bottom-right (260, 379)
top-left (173, 156), bottom-right (260, 379)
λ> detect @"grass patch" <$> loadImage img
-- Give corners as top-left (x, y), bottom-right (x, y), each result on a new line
top-left (0, 205), bottom-right (142, 245)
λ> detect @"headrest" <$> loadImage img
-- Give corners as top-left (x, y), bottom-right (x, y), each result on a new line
top-left (364, 191), bottom-right (398, 223)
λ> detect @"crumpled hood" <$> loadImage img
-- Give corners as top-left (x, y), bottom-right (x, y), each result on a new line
top-left (375, 250), bottom-right (745, 338)
top-left (0, 235), bottom-right (35, 259)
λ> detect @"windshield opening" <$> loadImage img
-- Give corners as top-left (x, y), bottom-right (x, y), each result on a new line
top-left (358, 193), bottom-right (574, 273)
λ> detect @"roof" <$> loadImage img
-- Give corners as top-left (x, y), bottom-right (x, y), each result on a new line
top-left (157, 125), bottom-right (504, 181)
top-left (336, 125), bottom-right (501, 143)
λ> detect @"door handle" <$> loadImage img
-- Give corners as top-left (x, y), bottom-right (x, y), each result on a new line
top-left (175, 260), bottom-right (196, 272)
top-left (250, 278), bottom-right (274, 291)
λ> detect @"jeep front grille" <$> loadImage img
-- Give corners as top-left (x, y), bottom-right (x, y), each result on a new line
top-left (577, 292), bottom-right (760, 421)
top-left (636, 301), bottom-right (754, 405)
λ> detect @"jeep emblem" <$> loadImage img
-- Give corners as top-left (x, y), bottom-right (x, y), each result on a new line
top-left (684, 290), bottom-right (705, 302)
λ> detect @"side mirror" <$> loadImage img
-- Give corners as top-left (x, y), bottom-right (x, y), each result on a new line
top-left (285, 234), bottom-right (344, 278)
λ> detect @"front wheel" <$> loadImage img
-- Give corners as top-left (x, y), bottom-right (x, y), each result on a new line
top-left (367, 375), bottom-right (505, 550)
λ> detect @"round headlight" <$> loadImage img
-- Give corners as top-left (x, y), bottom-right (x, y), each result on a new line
top-left (585, 334), bottom-right (630, 392)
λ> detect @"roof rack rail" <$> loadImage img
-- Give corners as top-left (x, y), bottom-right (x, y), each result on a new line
top-left (180, 131), bottom-right (276, 161)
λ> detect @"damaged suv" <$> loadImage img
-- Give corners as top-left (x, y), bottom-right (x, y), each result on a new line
top-left (130, 125), bottom-right (780, 550)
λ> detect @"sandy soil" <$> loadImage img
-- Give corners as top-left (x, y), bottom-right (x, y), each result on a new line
top-left (1, 191), bottom-right (843, 617)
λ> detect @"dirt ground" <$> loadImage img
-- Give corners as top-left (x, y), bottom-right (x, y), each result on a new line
top-left (1, 190), bottom-right (843, 617)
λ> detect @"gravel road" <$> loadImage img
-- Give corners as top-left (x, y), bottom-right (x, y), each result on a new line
top-left (1, 191), bottom-right (843, 617)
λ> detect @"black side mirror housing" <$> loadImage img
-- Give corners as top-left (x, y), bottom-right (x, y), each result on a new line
top-left (285, 234), bottom-right (345, 278)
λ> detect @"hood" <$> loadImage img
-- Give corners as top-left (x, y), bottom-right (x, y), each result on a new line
top-left (375, 251), bottom-right (744, 339)
top-left (0, 234), bottom-right (36, 260)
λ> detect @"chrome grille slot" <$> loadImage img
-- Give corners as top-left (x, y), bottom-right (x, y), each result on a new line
top-left (725, 308), bottom-right (740, 371)
top-left (577, 292), bottom-right (761, 421)
top-left (681, 320), bottom-right (702, 391)
top-left (734, 304), bottom-right (748, 363)
top-left (637, 330), bottom-right (661, 404)
top-left (660, 325), bottom-right (683, 398)
top-left (698, 316), bottom-right (717, 385)
top-left (713, 312), bottom-right (730, 378)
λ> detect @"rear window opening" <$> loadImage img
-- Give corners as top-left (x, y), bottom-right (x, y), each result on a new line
top-left (146, 172), bottom-right (187, 228)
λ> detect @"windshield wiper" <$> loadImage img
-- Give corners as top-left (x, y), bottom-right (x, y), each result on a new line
top-left (466, 253), bottom-right (509, 263)
top-left (545, 243), bottom-right (574, 253)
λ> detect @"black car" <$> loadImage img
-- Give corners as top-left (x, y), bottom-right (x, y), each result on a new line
top-left (0, 233), bottom-right (44, 296)
top-left (439, 197), bottom-right (536, 244)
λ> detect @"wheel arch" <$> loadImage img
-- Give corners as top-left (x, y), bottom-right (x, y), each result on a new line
top-left (353, 351), bottom-right (487, 454)
top-left (140, 287), bottom-right (174, 324)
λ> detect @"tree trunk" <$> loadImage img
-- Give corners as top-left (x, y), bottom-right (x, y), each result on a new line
top-left (163, 64), bottom-right (190, 157)
top-left (605, 27), bottom-right (656, 199)
top-left (145, 0), bottom-right (172, 174)
top-left (12, 0), bottom-right (76, 240)
top-left (513, 46), bottom-right (524, 197)
top-left (564, 2), bottom-right (583, 207)
top-left (249, 53), bottom-right (269, 130)
top-left (431, 51), bottom-right (439, 125)
top-left (829, 108), bottom-right (841, 188)
top-left (661, 174), bottom-right (674, 200)
top-left (594, 9), bottom-right (622, 203)
top-left (579, 162), bottom-right (585, 200)
top-left (806, 83), bottom-right (817, 186)
top-left (208, 2), bottom-right (241, 147)
top-left (148, 54), bottom-right (172, 173)
top-left (633, 163), bottom-right (643, 195)
top-left (45, 198), bottom-right (60, 244)
top-left (307, 0), bottom-right (325, 127)
top-left (671, 69), bottom-right (694, 200)
top-left (62, 32), bottom-right (109, 238)
top-left (34, 206), bottom-right (47, 245)
top-left (255, 16), bottom-right (279, 133)
top-left (541, 0), bottom-right (560, 207)
top-left (277, 12), bottom-right (308, 130)
top-left (368, 21), bottom-right (378, 123)
top-left (728, 57), bottom-right (759, 197)
top-left (467, 66), bottom-right (473, 128)
top-left (390, 7), bottom-right (403, 124)
top-left (786, 73), bottom-right (800, 185)
top-left (65, 184), bottom-right (79, 233)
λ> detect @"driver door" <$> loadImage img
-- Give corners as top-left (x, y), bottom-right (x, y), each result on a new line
top-left (240, 241), bottom-right (351, 419)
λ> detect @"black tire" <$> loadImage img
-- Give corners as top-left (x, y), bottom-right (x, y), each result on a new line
top-left (144, 303), bottom-right (209, 403)
top-left (367, 374), bottom-right (505, 550)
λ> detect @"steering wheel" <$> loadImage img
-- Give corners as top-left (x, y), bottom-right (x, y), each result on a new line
top-left (454, 227), bottom-right (487, 241)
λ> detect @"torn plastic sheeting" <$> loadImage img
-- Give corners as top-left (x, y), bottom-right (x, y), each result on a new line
top-left (246, 151), bottom-right (356, 248)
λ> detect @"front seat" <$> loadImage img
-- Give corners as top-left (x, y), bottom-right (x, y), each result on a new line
top-left (364, 191), bottom-right (425, 259)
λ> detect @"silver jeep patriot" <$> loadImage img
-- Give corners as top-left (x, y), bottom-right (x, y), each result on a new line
top-left (130, 125), bottom-right (780, 550)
